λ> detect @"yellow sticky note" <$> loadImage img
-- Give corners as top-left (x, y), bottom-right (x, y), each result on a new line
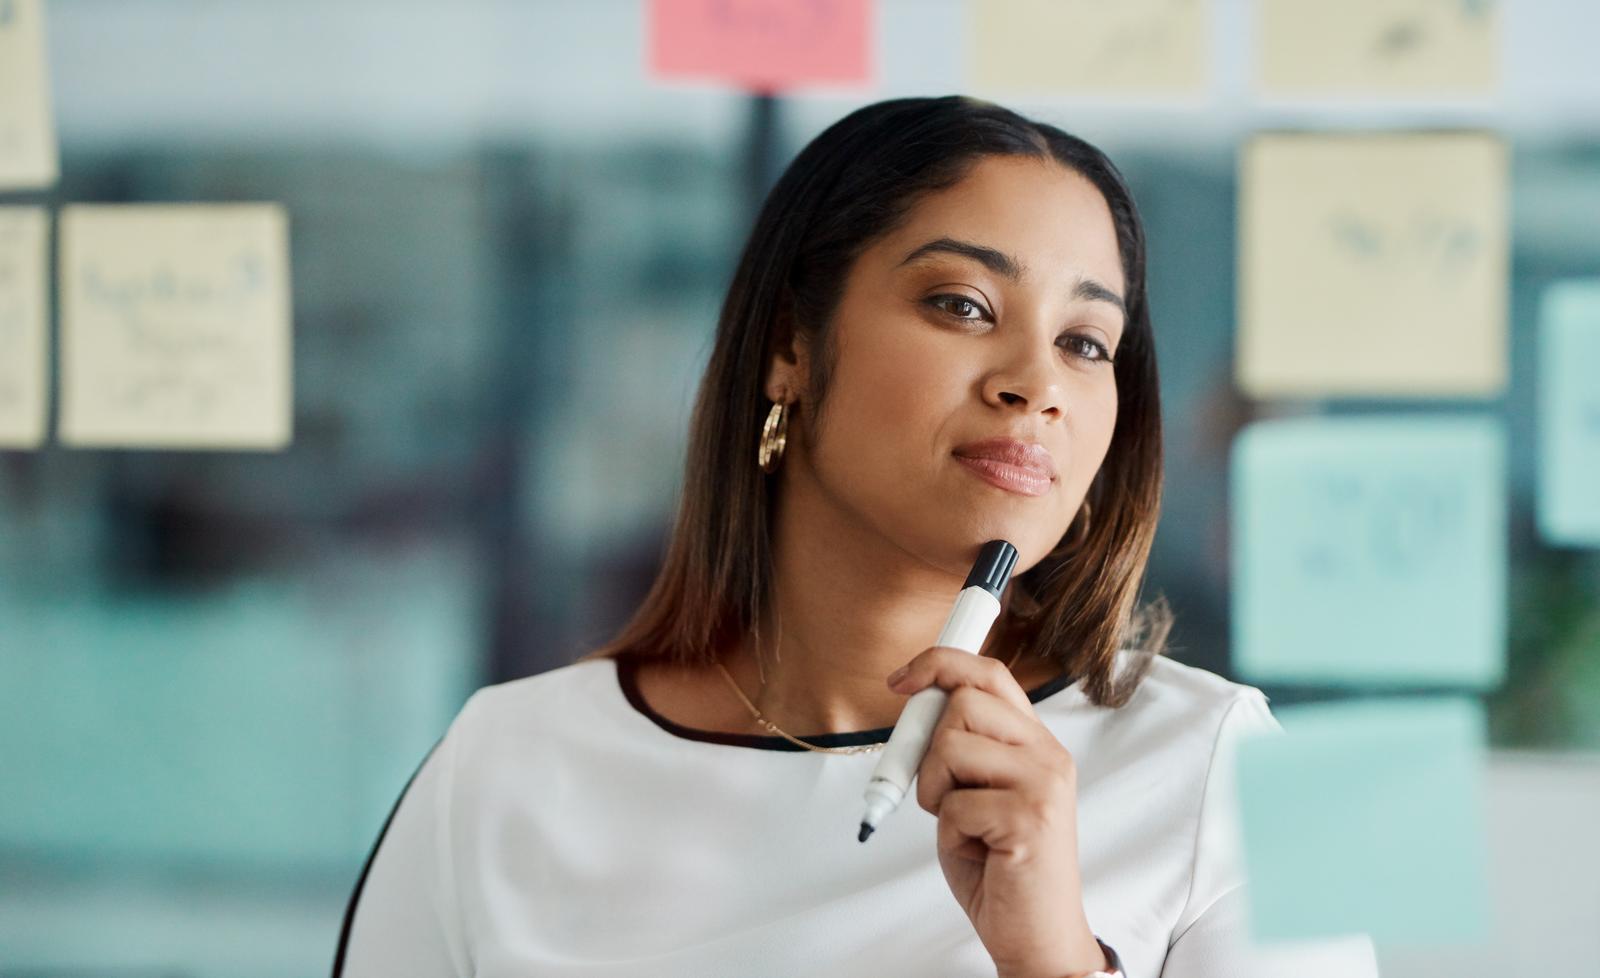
top-left (1237, 132), bottom-right (1508, 399)
top-left (58, 204), bottom-right (294, 450)
top-left (0, 206), bottom-right (49, 448)
top-left (0, 0), bottom-right (58, 191)
top-left (969, 0), bottom-right (1209, 95)
top-left (1258, 0), bottom-right (1499, 95)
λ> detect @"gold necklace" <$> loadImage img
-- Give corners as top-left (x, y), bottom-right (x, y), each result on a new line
top-left (713, 644), bottom-right (1026, 755)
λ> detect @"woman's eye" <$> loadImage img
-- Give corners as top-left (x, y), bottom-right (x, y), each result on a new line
top-left (927, 294), bottom-right (990, 323)
top-left (928, 294), bottom-right (1115, 365)
top-left (1061, 334), bottom-right (1114, 364)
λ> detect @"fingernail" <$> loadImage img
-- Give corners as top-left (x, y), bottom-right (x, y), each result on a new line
top-left (887, 665), bottom-right (909, 686)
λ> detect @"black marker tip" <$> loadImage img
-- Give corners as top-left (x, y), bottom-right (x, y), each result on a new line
top-left (858, 822), bottom-right (874, 843)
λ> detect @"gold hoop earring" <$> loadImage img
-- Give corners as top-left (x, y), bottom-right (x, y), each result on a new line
top-left (758, 400), bottom-right (789, 473)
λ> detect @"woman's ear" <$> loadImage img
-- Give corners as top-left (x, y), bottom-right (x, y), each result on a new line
top-left (762, 308), bottom-right (812, 402)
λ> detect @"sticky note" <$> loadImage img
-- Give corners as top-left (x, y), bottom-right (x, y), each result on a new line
top-left (1231, 415), bottom-right (1506, 688)
top-left (969, 0), bottom-right (1209, 95)
top-left (57, 204), bottom-right (293, 450)
top-left (0, 206), bottom-right (48, 448)
top-left (1258, 0), bottom-right (1499, 95)
top-left (0, 552), bottom-right (479, 865)
top-left (647, 0), bottom-right (872, 91)
top-left (1538, 281), bottom-right (1600, 548)
top-left (0, 0), bottom-right (59, 191)
top-left (1237, 132), bottom-right (1508, 398)
top-left (1235, 697), bottom-right (1489, 944)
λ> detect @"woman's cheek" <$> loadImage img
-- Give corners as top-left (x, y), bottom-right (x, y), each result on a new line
top-left (860, 342), bottom-right (955, 430)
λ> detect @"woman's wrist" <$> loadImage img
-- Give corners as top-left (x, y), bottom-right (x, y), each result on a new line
top-left (1000, 929), bottom-right (1119, 978)
top-left (1071, 937), bottom-right (1123, 978)
top-left (1053, 937), bottom-right (1123, 978)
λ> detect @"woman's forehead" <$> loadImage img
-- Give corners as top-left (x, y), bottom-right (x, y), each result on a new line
top-left (874, 157), bottom-right (1124, 292)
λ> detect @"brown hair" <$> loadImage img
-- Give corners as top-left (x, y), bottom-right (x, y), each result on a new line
top-left (576, 95), bottom-right (1171, 708)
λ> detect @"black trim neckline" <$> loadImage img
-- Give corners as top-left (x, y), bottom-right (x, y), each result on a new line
top-left (615, 652), bottom-right (1082, 752)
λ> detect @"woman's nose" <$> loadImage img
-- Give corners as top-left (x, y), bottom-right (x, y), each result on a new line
top-left (986, 338), bottom-right (1066, 419)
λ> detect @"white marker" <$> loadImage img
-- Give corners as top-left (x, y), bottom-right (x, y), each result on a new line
top-left (858, 539), bottom-right (1019, 843)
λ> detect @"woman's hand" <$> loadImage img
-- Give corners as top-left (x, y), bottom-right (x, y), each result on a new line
top-left (886, 647), bottom-right (1106, 978)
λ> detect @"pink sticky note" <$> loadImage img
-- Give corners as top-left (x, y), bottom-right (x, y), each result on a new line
top-left (648, 0), bottom-right (873, 92)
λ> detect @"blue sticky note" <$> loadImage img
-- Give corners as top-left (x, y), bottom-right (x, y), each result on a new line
top-left (1538, 280), bottom-right (1600, 548)
top-left (1235, 696), bottom-right (1489, 945)
top-left (1231, 416), bottom-right (1506, 688)
top-left (0, 570), bottom-right (476, 867)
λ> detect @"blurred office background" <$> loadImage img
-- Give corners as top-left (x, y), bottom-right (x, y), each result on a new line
top-left (1, 1), bottom-right (1597, 975)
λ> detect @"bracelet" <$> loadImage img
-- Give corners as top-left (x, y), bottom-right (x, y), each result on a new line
top-left (1080, 936), bottom-right (1125, 978)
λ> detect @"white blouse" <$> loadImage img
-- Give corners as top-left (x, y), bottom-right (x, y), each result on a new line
top-left (334, 651), bottom-right (1380, 977)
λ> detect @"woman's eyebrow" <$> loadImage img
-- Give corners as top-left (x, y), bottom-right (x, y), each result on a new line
top-left (897, 236), bottom-right (1126, 317)
top-left (1072, 277), bottom-right (1127, 318)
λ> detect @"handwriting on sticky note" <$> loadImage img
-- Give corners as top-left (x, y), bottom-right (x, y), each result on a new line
top-left (0, 0), bottom-right (58, 191)
top-left (58, 205), bottom-right (293, 450)
top-left (1258, 0), bottom-right (1498, 94)
top-left (648, 0), bottom-right (872, 91)
top-left (1231, 416), bottom-right (1506, 688)
top-left (1325, 204), bottom-right (1483, 280)
top-left (1235, 696), bottom-right (1490, 943)
top-left (0, 206), bottom-right (48, 448)
top-left (1294, 471), bottom-right (1466, 580)
top-left (1238, 132), bottom-right (1508, 398)
top-left (1538, 280), bottom-right (1600, 547)
top-left (969, 0), bottom-right (1209, 95)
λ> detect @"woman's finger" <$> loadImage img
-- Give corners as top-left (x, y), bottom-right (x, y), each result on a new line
top-left (915, 725), bottom-right (1053, 818)
top-left (936, 684), bottom-right (1040, 747)
top-left (887, 645), bottom-right (1036, 717)
top-left (935, 786), bottom-right (1057, 865)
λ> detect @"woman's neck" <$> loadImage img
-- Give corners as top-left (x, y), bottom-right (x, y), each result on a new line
top-left (722, 468), bottom-right (1026, 737)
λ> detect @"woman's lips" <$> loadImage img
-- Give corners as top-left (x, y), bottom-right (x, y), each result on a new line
top-left (953, 455), bottom-right (1053, 497)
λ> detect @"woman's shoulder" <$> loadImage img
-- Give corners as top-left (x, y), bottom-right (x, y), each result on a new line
top-left (448, 656), bottom-right (622, 743)
top-left (1121, 650), bottom-right (1268, 706)
top-left (1084, 649), bottom-right (1280, 746)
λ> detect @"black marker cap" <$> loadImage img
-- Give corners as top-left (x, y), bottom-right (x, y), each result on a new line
top-left (962, 540), bottom-right (1018, 599)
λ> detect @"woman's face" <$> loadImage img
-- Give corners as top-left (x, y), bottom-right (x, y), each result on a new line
top-left (771, 154), bottom-right (1128, 576)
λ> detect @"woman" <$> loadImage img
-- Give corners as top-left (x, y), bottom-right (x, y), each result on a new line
top-left (335, 96), bottom-right (1380, 977)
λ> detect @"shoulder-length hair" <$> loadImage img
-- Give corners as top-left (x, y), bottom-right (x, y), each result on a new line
top-left (577, 95), bottom-right (1171, 708)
